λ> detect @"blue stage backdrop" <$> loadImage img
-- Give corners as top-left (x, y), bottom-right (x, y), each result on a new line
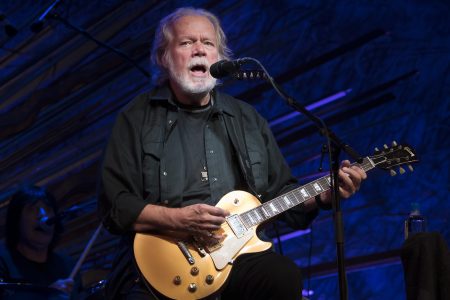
top-left (0, 1), bottom-right (448, 299)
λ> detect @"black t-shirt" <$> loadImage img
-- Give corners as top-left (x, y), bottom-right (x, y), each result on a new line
top-left (177, 101), bottom-right (213, 203)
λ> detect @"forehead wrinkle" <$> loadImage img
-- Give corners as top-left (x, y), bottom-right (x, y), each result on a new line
top-left (172, 16), bottom-right (216, 38)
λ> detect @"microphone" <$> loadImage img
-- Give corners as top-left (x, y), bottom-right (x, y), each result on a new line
top-left (38, 214), bottom-right (64, 232)
top-left (39, 215), bottom-right (59, 231)
top-left (38, 204), bottom-right (80, 231)
top-left (210, 58), bottom-right (250, 79)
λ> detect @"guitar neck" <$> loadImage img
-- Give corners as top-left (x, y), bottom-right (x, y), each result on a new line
top-left (239, 157), bottom-right (375, 228)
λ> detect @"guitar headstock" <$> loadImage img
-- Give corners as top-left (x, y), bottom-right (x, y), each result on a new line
top-left (369, 141), bottom-right (418, 176)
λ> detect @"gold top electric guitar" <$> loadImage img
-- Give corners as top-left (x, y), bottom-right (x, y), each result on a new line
top-left (134, 142), bottom-right (418, 299)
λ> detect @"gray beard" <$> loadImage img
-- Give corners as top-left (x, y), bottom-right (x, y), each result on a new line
top-left (170, 72), bottom-right (217, 96)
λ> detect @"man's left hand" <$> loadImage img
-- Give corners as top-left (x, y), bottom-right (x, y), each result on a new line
top-left (317, 160), bottom-right (367, 206)
top-left (336, 159), bottom-right (367, 198)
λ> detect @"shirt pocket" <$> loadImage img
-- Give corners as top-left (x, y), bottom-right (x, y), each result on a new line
top-left (248, 149), bottom-right (268, 192)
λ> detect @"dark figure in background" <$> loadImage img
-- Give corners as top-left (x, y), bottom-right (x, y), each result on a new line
top-left (0, 185), bottom-right (80, 300)
top-left (98, 7), bottom-right (367, 300)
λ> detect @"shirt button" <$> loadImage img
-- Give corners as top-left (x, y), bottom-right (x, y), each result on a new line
top-left (209, 150), bottom-right (214, 154)
top-left (168, 120), bottom-right (173, 124)
top-left (163, 171), bottom-right (167, 176)
top-left (163, 200), bottom-right (169, 204)
top-left (212, 177), bottom-right (218, 182)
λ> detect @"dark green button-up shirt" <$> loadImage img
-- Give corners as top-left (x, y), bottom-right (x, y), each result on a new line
top-left (98, 85), bottom-right (318, 234)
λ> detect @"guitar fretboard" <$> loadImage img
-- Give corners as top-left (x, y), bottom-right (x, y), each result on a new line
top-left (239, 157), bottom-right (375, 229)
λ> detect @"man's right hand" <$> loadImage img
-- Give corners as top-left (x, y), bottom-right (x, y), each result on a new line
top-left (134, 203), bottom-right (229, 243)
top-left (172, 204), bottom-right (229, 241)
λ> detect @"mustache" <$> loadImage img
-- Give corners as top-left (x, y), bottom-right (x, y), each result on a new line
top-left (187, 57), bottom-right (211, 69)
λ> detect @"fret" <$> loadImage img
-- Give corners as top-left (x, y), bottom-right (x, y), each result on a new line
top-left (290, 192), bottom-right (301, 205)
top-left (236, 156), bottom-right (380, 230)
top-left (248, 210), bottom-right (258, 225)
top-left (312, 181), bottom-right (324, 194)
top-left (319, 177), bottom-right (330, 188)
top-left (253, 209), bottom-right (263, 222)
top-left (305, 184), bottom-right (317, 198)
top-left (316, 179), bottom-right (326, 191)
top-left (299, 187), bottom-right (310, 199)
top-left (292, 189), bottom-right (305, 203)
top-left (261, 205), bottom-right (270, 218)
top-left (241, 214), bottom-right (250, 228)
top-left (293, 190), bottom-right (305, 203)
top-left (276, 197), bottom-right (287, 211)
top-left (274, 200), bottom-right (283, 213)
top-left (248, 212), bottom-right (256, 225)
top-left (268, 202), bottom-right (279, 214)
top-left (282, 195), bottom-right (293, 208)
top-left (263, 203), bottom-right (274, 217)
top-left (255, 207), bottom-right (267, 222)
top-left (239, 213), bottom-right (246, 228)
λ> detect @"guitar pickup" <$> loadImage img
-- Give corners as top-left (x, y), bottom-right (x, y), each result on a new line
top-left (226, 214), bottom-right (247, 238)
top-left (176, 241), bottom-right (195, 265)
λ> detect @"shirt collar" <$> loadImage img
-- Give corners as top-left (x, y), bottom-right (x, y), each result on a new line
top-left (149, 84), bottom-right (236, 117)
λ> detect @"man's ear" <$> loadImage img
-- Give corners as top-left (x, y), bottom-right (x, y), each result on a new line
top-left (161, 52), bottom-right (169, 69)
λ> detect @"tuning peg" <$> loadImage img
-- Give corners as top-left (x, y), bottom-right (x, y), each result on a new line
top-left (408, 164), bottom-right (414, 172)
top-left (390, 169), bottom-right (397, 176)
top-left (383, 144), bottom-right (388, 149)
top-left (392, 141), bottom-right (398, 147)
top-left (399, 167), bottom-right (406, 174)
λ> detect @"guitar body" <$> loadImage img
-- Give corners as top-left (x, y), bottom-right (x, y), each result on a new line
top-left (133, 190), bottom-right (272, 300)
top-left (133, 142), bottom-right (418, 299)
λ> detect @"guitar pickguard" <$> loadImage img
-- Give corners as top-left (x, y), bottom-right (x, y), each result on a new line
top-left (209, 230), bottom-right (253, 269)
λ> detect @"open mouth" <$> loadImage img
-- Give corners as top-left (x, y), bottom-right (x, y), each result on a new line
top-left (189, 64), bottom-right (208, 76)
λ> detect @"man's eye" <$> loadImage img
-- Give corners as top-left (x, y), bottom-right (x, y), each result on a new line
top-left (181, 41), bottom-right (192, 46)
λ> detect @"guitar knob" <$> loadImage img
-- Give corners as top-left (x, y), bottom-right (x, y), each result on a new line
top-left (188, 283), bottom-right (197, 293)
top-left (390, 169), bottom-right (397, 176)
top-left (399, 167), bottom-right (406, 174)
top-left (383, 144), bottom-right (388, 149)
top-left (392, 141), bottom-right (398, 147)
top-left (205, 275), bottom-right (214, 285)
top-left (374, 147), bottom-right (380, 152)
top-left (191, 267), bottom-right (199, 276)
top-left (408, 164), bottom-right (414, 172)
top-left (173, 276), bottom-right (181, 285)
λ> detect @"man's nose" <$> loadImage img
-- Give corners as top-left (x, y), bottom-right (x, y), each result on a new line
top-left (192, 42), bottom-right (206, 56)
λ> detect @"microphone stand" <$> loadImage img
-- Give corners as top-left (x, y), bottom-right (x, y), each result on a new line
top-left (243, 58), bottom-right (363, 300)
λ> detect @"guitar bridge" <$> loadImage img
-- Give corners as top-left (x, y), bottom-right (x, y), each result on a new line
top-left (205, 242), bottom-right (222, 252)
